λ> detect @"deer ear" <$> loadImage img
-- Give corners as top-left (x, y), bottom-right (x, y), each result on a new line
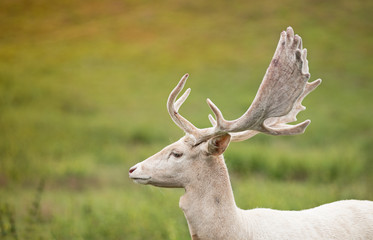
top-left (207, 134), bottom-right (231, 156)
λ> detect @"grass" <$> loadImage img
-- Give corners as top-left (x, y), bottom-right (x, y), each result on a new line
top-left (0, 0), bottom-right (372, 239)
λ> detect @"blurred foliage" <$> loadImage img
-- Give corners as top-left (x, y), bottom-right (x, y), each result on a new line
top-left (0, 0), bottom-right (372, 239)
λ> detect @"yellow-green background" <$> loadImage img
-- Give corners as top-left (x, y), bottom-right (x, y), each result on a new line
top-left (0, 0), bottom-right (372, 239)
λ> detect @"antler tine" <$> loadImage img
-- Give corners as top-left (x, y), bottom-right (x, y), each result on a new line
top-left (175, 88), bottom-right (191, 111)
top-left (167, 74), bottom-right (199, 135)
top-left (208, 114), bottom-right (217, 126)
top-left (209, 113), bottom-right (259, 142)
top-left (202, 26), bottom-right (321, 141)
top-left (230, 130), bottom-right (259, 142)
top-left (206, 98), bottom-right (226, 129)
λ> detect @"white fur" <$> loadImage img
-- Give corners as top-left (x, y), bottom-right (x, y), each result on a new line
top-left (129, 136), bottom-right (373, 240)
top-left (129, 26), bottom-right (373, 240)
top-left (242, 200), bottom-right (373, 240)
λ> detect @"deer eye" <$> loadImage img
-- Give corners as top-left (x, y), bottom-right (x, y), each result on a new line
top-left (171, 152), bottom-right (183, 158)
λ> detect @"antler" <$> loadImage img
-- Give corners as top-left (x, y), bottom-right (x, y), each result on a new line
top-left (167, 27), bottom-right (321, 144)
top-left (167, 73), bottom-right (198, 136)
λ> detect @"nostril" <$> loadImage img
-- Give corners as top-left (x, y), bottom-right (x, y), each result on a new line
top-left (129, 167), bottom-right (137, 174)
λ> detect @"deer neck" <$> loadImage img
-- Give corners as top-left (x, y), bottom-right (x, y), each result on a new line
top-left (179, 155), bottom-right (240, 239)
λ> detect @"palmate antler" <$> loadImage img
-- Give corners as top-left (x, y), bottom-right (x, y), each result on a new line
top-left (167, 27), bottom-right (321, 144)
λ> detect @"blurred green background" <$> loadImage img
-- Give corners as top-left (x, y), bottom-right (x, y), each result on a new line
top-left (0, 0), bottom-right (372, 239)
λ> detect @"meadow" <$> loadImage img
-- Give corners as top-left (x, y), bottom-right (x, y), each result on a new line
top-left (0, 0), bottom-right (372, 239)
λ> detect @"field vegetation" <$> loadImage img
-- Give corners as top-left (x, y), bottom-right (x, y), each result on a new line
top-left (0, 0), bottom-right (372, 239)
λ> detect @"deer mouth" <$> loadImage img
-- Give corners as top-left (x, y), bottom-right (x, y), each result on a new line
top-left (130, 176), bottom-right (151, 184)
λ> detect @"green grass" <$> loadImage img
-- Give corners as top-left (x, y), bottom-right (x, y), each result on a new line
top-left (0, 0), bottom-right (372, 239)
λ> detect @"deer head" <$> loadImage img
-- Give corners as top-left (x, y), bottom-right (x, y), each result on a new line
top-left (129, 27), bottom-right (321, 189)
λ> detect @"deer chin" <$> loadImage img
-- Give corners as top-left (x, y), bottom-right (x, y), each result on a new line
top-left (149, 181), bottom-right (183, 188)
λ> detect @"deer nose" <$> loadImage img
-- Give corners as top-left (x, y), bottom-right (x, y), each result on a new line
top-left (129, 166), bottom-right (137, 174)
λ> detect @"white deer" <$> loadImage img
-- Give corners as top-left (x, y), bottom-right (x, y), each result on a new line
top-left (129, 27), bottom-right (373, 240)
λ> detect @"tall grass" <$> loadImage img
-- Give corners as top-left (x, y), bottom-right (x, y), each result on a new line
top-left (0, 0), bottom-right (372, 239)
